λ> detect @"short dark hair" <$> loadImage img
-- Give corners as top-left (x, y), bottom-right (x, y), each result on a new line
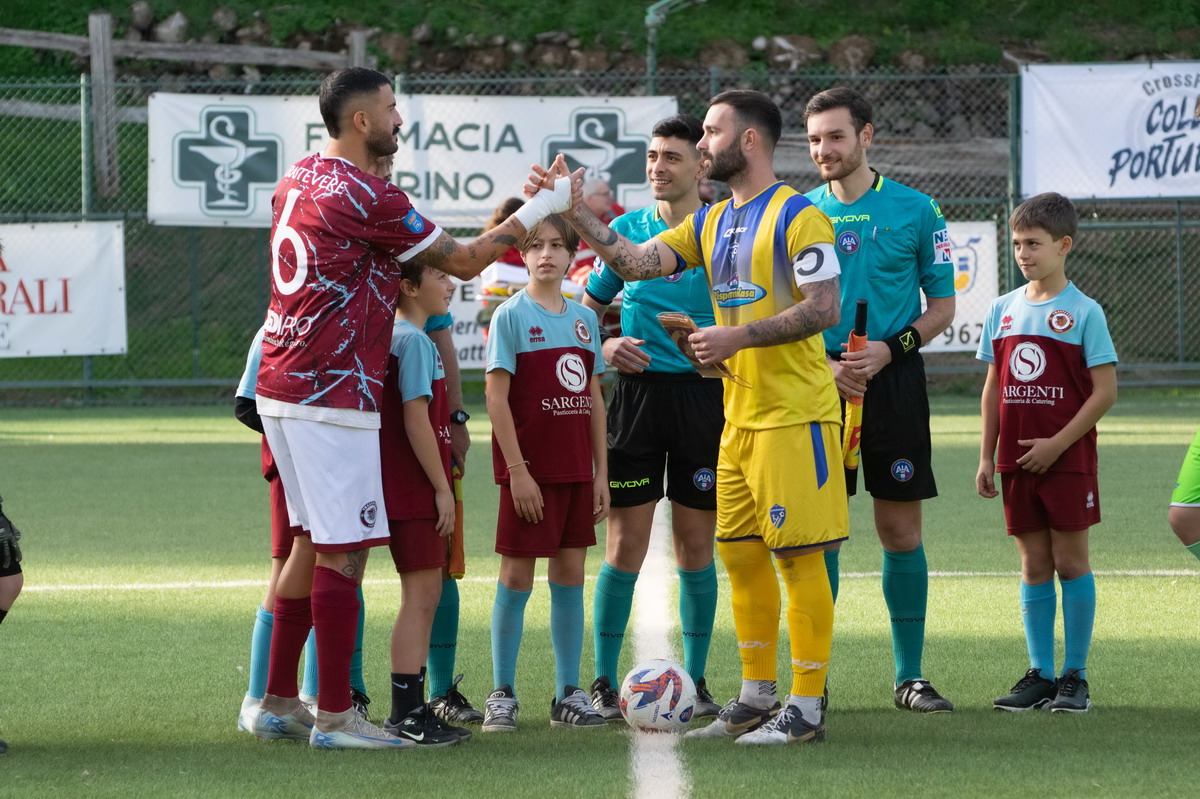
top-left (652, 113), bottom-right (704, 147)
top-left (319, 67), bottom-right (390, 138)
top-left (803, 87), bottom-right (873, 134)
top-left (520, 214), bottom-right (580, 257)
top-left (399, 259), bottom-right (431, 287)
top-left (709, 90), bottom-right (782, 148)
top-left (1010, 192), bottom-right (1078, 241)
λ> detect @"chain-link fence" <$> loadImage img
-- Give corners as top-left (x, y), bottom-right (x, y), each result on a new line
top-left (0, 66), bottom-right (1194, 401)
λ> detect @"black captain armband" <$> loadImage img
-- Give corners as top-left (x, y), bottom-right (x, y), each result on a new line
top-left (884, 325), bottom-right (922, 362)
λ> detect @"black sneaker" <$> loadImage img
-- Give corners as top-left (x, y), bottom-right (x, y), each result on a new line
top-left (994, 668), bottom-right (1057, 712)
top-left (383, 705), bottom-right (462, 747)
top-left (693, 678), bottom-right (722, 719)
top-left (682, 698), bottom-right (781, 738)
top-left (1049, 669), bottom-right (1091, 713)
top-left (350, 688), bottom-right (371, 722)
top-left (550, 686), bottom-right (607, 729)
top-left (429, 674), bottom-right (485, 725)
top-left (589, 676), bottom-right (622, 722)
top-left (482, 685), bottom-right (519, 733)
top-left (894, 679), bottom-right (954, 713)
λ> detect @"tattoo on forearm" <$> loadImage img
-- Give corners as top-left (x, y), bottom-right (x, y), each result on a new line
top-left (568, 208), bottom-right (664, 282)
top-left (745, 277), bottom-right (841, 347)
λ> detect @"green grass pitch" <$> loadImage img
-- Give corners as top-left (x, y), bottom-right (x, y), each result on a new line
top-left (0, 391), bottom-right (1197, 797)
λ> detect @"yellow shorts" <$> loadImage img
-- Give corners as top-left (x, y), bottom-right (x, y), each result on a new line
top-left (716, 421), bottom-right (849, 553)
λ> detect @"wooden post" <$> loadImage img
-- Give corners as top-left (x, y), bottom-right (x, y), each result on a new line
top-left (88, 12), bottom-right (119, 197)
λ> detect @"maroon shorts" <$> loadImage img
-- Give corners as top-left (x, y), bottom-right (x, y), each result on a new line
top-left (1001, 470), bottom-right (1100, 535)
top-left (389, 518), bottom-right (449, 574)
top-left (496, 481), bottom-right (597, 558)
top-left (262, 437), bottom-right (306, 558)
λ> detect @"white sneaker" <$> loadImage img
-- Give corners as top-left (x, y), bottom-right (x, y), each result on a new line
top-left (237, 695), bottom-right (260, 733)
top-left (735, 704), bottom-right (825, 745)
top-left (682, 699), bottom-right (780, 739)
top-left (251, 696), bottom-right (315, 741)
top-left (309, 708), bottom-right (416, 750)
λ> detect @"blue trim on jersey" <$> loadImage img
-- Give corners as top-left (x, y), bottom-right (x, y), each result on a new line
top-left (810, 422), bottom-right (829, 489)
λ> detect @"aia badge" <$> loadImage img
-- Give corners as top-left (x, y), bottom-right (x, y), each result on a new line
top-left (891, 459), bottom-right (914, 482)
top-left (528, 325), bottom-right (546, 343)
top-left (175, 107), bottom-right (281, 218)
top-left (837, 231), bottom-right (860, 254)
top-left (1048, 309), bottom-right (1075, 334)
top-left (769, 504), bottom-right (787, 529)
top-left (693, 468), bottom-right (716, 491)
top-left (999, 314), bottom-right (1013, 333)
top-left (574, 317), bottom-right (592, 344)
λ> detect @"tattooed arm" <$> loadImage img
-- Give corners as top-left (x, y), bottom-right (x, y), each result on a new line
top-left (410, 222), bottom-right (525, 281)
top-left (689, 277), bottom-right (842, 366)
top-left (565, 203), bottom-right (680, 283)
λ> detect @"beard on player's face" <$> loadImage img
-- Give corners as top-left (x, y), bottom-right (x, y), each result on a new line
top-left (706, 142), bottom-right (747, 183)
top-left (366, 124), bottom-right (400, 159)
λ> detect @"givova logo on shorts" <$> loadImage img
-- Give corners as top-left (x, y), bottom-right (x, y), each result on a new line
top-left (174, 107), bottom-right (282, 217)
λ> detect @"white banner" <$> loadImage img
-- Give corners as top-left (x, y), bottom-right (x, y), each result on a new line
top-left (1021, 62), bottom-right (1200, 199)
top-left (148, 93), bottom-right (677, 229)
top-left (922, 221), bottom-right (1000, 354)
top-left (0, 222), bottom-right (127, 358)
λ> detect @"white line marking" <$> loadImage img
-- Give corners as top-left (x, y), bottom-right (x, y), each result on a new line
top-left (629, 502), bottom-right (689, 799)
top-left (25, 569), bottom-right (1200, 593)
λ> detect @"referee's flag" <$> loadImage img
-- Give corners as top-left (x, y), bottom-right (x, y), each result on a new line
top-left (842, 299), bottom-right (868, 470)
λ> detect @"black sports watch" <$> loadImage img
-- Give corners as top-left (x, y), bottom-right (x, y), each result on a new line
top-left (450, 409), bottom-right (470, 425)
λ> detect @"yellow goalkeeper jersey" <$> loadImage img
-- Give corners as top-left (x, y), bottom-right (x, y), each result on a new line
top-left (656, 182), bottom-right (841, 431)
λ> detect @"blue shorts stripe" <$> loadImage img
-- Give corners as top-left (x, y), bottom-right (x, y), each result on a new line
top-left (810, 422), bottom-right (829, 489)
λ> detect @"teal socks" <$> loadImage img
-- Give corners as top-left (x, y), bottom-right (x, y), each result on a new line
top-left (678, 562), bottom-right (717, 682)
top-left (427, 578), bottom-right (460, 699)
top-left (247, 604), bottom-right (274, 700)
top-left (593, 562), bottom-right (638, 681)
top-left (350, 583), bottom-right (367, 695)
top-left (550, 581), bottom-right (585, 702)
top-left (1060, 572), bottom-right (1095, 680)
top-left (823, 548), bottom-right (840, 603)
top-left (1019, 580), bottom-right (1057, 677)
top-left (491, 581), bottom-right (531, 696)
top-left (882, 544), bottom-right (928, 685)
top-left (1187, 540), bottom-right (1200, 562)
top-left (300, 627), bottom-right (318, 698)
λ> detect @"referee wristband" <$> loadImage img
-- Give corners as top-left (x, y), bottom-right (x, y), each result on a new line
top-left (884, 325), bottom-right (922, 362)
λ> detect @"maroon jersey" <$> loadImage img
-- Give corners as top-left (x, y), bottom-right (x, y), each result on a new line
top-left (380, 320), bottom-right (452, 520)
top-left (256, 154), bottom-right (440, 413)
top-left (485, 291), bottom-right (605, 485)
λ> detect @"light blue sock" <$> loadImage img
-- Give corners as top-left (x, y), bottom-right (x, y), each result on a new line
top-left (350, 583), bottom-right (366, 695)
top-left (1020, 580), bottom-right (1056, 677)
top-left (550, 581), bottom-right (585, 703)
top-left (427, 578), bottom-right (460, 699)
top-left (247, 605), bottom-right (273, 700)
top-left (678, 562), bottom-right (717, 682)
top-left (491, 581), bottom-right (531, 698)
top-left (882, 544), bottom-right (928, 684)
top-left (593, 562), bottom-right (638, 682)
top-left (1060, 573), bottom-right (1096, 680)
top-left (823, 548), bottom-right (840, 603)
top-left (300, 626), bottom-right (318, 698)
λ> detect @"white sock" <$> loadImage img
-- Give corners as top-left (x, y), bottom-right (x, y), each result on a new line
top-left (787, 694), bottom-right (823, 725)
top-left (738, 679), bottom-right (777, 710)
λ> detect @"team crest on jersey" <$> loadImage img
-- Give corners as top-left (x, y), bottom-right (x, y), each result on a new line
top-left (769, 504), bottom-right (787, 529)
top-left (891, 460), bottom-right (914, 482)
top-left (712, 275), bottom-right (766, 307)
top-left (933, 229), bottom-right (952, 265)
top-left (359, 501), bottom-right (378, 528)
top-left (837, 231), bottom-right (860, 254)
top-left (402, 209), bottom-right (425, 234)
top-left (555, 353), bottom-right (589, 393)
top-left (1008, 341), bottom-right (1047, 382)
top-left (528, 325), bottom-right (546, 343)
top-left (174, 107), bottom-right (282, 218)
top-left (1048, 309), bottom-right (1075, 334)
top-left (663, 271), bottom-right (684, 283)
top-left (574, 318), bottom-right (592, 344)
top-left (693, 468), bottom-right (716, 491)
top-left (544, 110), bottom-right (648, 201)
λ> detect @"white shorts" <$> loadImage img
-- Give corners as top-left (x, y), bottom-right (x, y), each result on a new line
top-left (261, 415), bottom-right (389, 553)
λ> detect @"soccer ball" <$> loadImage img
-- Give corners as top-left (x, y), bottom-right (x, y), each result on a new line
top-left (618, 659), bottom-right (697, 733)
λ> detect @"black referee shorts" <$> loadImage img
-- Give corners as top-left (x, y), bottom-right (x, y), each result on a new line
top-left (837, 353), bottom-right (938, 502)
top-left (606, 371), bottom-right (724, 510)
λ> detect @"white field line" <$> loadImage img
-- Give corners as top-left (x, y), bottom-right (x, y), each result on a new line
top-left (629, 502), bottom-right (688, 799)
top-left (24, 568), bottom-right (1200, 593)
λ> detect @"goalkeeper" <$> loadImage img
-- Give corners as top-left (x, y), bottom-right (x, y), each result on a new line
top-left (1, 494), bottom-right (24, 755)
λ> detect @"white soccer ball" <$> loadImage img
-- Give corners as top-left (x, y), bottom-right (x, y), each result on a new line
top-left (619, 659), bottom-right (697, 733)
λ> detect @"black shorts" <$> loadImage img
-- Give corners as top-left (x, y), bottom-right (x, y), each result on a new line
top-left (0, 557), bottom-right (21, 578)
top-left (835, 353), bottom-right (937, 502)
top-left (606, 371), bottom-right (724, 510)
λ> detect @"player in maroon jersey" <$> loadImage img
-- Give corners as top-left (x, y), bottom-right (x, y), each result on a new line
top-left (251, 67), bottom-right (572, 749)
